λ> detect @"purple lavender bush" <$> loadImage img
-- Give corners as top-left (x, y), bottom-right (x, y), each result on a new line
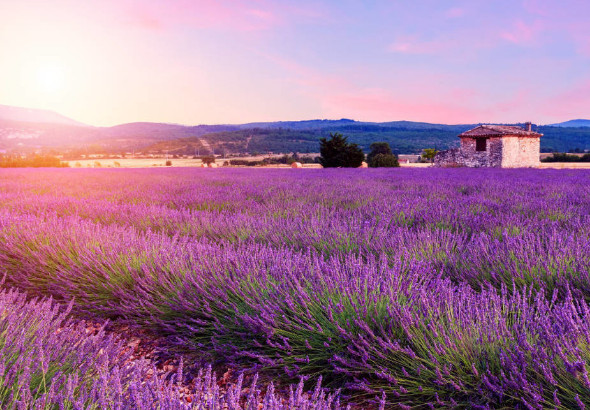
top-left (0, 167), bottom-right (588, 407)
top-left (0, 287), bottom-right (345, 409)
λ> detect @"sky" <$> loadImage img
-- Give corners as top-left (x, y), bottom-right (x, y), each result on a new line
top-left (1, 0), bottom-right (590, 126)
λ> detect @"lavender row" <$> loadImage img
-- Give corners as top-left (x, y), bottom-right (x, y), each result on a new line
top-left (0, 168), bottom-right (588, 300)
top-left (0, 286), bottom-right (346, 409)
top-left (1, 169), bottom-right (587, 241)
top-left (0, 212), bottom-right (589, 407)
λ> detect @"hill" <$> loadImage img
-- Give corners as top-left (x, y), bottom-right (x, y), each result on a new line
top-left (0, 104), bottom-right (87, 127)
top-left (548, 119), bottom-right (590, 128)
top-left (142, 122), bottom-right (590, 155)
top-left (140, 121), bottom-right (484, 155)
top-left (0, 104), bottom-right (589, 154)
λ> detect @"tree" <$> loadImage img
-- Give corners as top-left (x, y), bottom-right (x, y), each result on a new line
top-left (367, 142), bottom-right (391, 162)
top-left (421, 148), bottom-right (438, 163)
top-left (319, 133), bottom-right (364, 168)
top-left (367, 142), bottom-right (399, 167)
top-left (370, 153), bottom-right (400, 168)
top-left (200, 155), bottom-right (215, 165)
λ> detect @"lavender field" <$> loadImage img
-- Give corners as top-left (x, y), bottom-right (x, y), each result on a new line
top-left (1, 167), bottom-right (589, 408)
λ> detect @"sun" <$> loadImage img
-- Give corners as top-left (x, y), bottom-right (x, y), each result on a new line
top-left (36, 62), bottom-right (66, 94)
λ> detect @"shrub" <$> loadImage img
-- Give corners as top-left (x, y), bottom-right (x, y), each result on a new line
top-left (229, 159), bottom-right (263, 166)
top-left (165, 160), bottom-right (172, 166)
top-left (367, 142), bottom-right (390, 162)
top-left (542, 152), bottom-right (590, 162)
top-left (421, 148), bottom-right (438, 163)
top-left (369, 153), bottom-right (399, 167)
top-left (0, 169), bottom-right (589, 408)
top-left (366, 142), bottom-right (399, 168)
top-left (200, 155), bottom-right (216, 165)
top-left (0, 288), bottom-right (342, 409)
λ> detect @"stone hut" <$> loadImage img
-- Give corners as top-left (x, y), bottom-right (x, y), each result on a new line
top-left (434, 123), bottom-right (542, 168)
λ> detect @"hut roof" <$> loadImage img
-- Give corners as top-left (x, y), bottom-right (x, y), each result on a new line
top-left (459, 125), bottom-right (542, 138)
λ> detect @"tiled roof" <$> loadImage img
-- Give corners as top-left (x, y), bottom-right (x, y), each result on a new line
top-left (459, 125), bottom-right (542, 138)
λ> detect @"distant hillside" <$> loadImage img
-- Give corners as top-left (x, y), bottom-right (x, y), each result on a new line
top-left (0, 104), bottom-right (86, 127)
top-left (238, 119), bottom-right (358, 130)
top-left (548, 119), bottom-right (590, 128)
top-left (0, 118), bottom-right (95, 151)
top-left (143, 128), bottom-right (326, 155)
top-left (142, 123), bottom-right (475, 155)
top-left (0, 118), bottom-right (239, 152)
top-left (0, 104), bottom-right (588, 154)
top-left (100, 122), bottom-right (238, 140)
top-left (537, 125), bottom-right (590, 152)
top-left (143, 122), bottom-right (590, 155)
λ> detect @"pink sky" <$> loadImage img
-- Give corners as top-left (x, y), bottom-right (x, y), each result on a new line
top-left (1, 0), bottom-right (589, 126)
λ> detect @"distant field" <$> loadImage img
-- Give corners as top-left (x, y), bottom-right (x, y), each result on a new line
top-left (67, 158), bottom-right (206, 168)
top-left (67, 158), bottom-right (589, 169)
top-left (539, 162), bottom-right (590, 169)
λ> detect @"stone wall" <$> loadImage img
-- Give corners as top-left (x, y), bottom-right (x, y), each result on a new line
top-left (433, 148), bottom-right (463, 167)
top-left (501, 136), bottom-right (540, 168)
top-left (459, 137), bottom-right (503, 167)
top-left (434, 135), bottom-right (539, 168)
top-left (435, 137), bottom-right (503, 167)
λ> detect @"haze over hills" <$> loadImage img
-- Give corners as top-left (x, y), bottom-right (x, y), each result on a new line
top-left (0, 104), bottom-right (588, 154)
top-left (0, 104), bottom-right (88, 127)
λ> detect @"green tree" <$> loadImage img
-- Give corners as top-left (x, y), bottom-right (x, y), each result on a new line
top-left (367, 142), bottom-right (399, 167)
top-left (367, 142), bottom-right (391, 161)
top-left (319, 133), bottom-right (364, 168)
top-left (421, 148), bottom-right (438, 163)
top-left (370, 153), bottom-right (400, 168)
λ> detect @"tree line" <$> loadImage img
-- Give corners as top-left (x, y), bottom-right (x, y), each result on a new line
top-left (0, 155), bottom-right (69, 168)
top-left (541, 152), bottom-right (590, 162)
top-left (319, 133), bottom-right (400, 168)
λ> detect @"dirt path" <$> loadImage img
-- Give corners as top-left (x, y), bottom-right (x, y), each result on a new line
top-left (199, 138), bottom-right (214, 155)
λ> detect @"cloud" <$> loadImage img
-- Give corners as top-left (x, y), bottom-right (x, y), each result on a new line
top-left (522, 0), bottom-right (554, 16)
top-left (388, 36), bottom-right (449, 55)
top-left (130, 9), bottom-right (165, 31)
top-left (444, 7), bottom-right (465, 18)
top-left (262, 50), bottom-right (571, 124)
top-left (500, 19), bottom-right (544, 45)
top-left (262, 53), bottom-right (494, 123)
top-left (538, 78), bottom-right (590, 120)
top-left (575, 36), bottom-right (590, 57)
top-left (320, 88), bottom-right (484, 123)
top-left (116, 0), bottom-right (325, 32)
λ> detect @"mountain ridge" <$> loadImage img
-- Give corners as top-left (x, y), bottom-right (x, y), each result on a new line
top-left (0, 104), bottom-right (88, 127)
top-left (0, 104), bottom-right (588, 154)
top-left (548, 119), bottom-right (590, 128)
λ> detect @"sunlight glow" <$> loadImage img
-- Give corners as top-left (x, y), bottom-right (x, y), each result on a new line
top-left (36, 63), bottom-right (66, 94)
